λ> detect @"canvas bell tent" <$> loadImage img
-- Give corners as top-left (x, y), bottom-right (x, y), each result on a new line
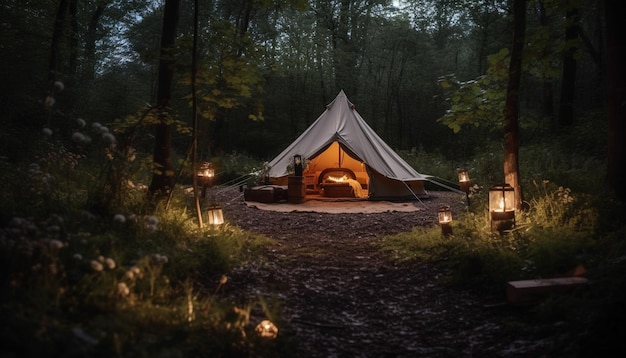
top-left (267, 90), bottom-right (432, 200)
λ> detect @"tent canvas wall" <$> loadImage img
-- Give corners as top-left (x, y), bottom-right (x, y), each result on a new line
top-left (267, 90), bottom-right (431, 200)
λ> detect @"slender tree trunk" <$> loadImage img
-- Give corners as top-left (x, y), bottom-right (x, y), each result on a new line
top-left (558, 3), bottom-right (579, 126)
top-left (605, 0), bottom-right (626, 201)
top-left (85, 4), bottom-right (106, 81)
top-left (68, 0), bottom-right (78, 78)
top-left (192, 0), bottom-right (203, 227)
top-left (149, 0), bottom-right (180, 195)
top-left (49, 0), bottom-right (69, 83)
top-left (536, 0), bottom-right (555, 124)
top-left (503, 0), bottom-right (526, 211)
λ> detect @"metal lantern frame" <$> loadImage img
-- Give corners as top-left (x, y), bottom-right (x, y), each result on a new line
top-left (457, 167), bottom-right (471, 193)
top-left (197, 162), bottom-right (215, 198)
top-left (207, 205), bottom-right (224, 226)
top-left (293, 154), bottom-right (303, 177)
top-left (489, 184), bottom-right (515, 232)
top-left (437, 205), bottom-right (453, 236)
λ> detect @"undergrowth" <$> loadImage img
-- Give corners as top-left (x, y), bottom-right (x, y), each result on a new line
top-left (0, 84), bottom-right (290, 357)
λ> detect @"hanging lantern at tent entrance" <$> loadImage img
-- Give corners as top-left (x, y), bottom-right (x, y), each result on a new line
top-left (489, 184), bottom-right (515, 232)
top-left (293, 154), bottom-right (303, 177)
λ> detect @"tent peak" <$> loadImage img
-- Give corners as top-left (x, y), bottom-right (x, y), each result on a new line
top-left (328, 90), bottom-right (355, 110)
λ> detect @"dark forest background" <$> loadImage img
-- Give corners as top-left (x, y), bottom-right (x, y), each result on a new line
top-left (2, 1), bottom-right (626, 356)
top-left (0, 0), bottom-right (616, 171)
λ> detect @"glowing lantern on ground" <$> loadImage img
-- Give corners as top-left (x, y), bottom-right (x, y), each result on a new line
top-left (457, 167), bottom-right (470, 193)
top-left (207, 206), bottom-right (224, 226)
top-left (437, 205), bottom-right (453, 236)
top-left (197, 162), bottom-right (215, 198)
top-left (489, 184), bottom-right (515, 232)
top-left (255, 320), bottom-right (278, 339)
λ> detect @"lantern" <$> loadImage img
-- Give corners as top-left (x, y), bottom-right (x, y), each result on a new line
top-left (489, 184), bottom-right (515, 232)
top-left (197, 162), bottom-right (214, 180)
top-left (293, 154), bottom-right (303, 177)
top-left (255, 320), bottom-right (278, 339)
top-left (207, 206), bottom-right (224, 225)
top-left (437, 205), bottom-right (453, 236)
top-left (197, 162), bottom-right (215, 197)
top-left (457, 167), bottom-right (470, 193)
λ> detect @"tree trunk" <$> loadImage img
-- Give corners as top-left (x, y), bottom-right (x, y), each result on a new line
top-left (605, 0), bottom-right (626, 201)
top-left (503, 0), bottom-right (526, 211)
top-left (536, 0), bottom-right (555, 124)
top-left (149, 0), bottom-right (180, 195)
top-left (558, 3), bottom-right (579, 126)
top-left (49, 0), bottom-right (69, 83)
top-left (85, 3), bottom-right (106, 81)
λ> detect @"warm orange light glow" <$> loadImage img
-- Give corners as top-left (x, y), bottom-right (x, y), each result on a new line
top-left (489, 184), bottom-right (516, 232)
top-left (438, 206), bottom-right (452, 224)
top-left (207, 207), bottom-right (224, 225)
top-left (489, 184), bottom-right (515, 213)
top-left (255, 320), bottom-right (278, 339)
top-left (327, 175), bottom-right (348, 182)
top-left (198, 162), bottom-right (215, 178)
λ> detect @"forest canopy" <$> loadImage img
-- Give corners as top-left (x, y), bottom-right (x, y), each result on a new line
top-left (0, 0), bottom-right (612, 167)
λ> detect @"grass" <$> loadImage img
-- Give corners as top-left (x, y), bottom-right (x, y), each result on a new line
top-left (1, 98), bottom-right (623, 356)
top-left (0, 121), bottom-right (291, 356)
top-left (379, 168), bottom-right (626, 355)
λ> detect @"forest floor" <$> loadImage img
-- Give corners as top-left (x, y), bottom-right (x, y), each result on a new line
top-left (215, 187), bottom-right (565, 357)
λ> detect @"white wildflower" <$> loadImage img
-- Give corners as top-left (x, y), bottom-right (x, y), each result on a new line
top-left (125, 269), bottom-right (135, 280)
top-left (44, 95), bottom-right (55, 108)
top-left (145, 216), bottom-right (159, 226)
top-left (126, 266), bottom-right (142, 280)
top-left (72, 132), bottom-right (86, 143)
top-left (104, 257), bottom-right (116, 270)
top-left (76, 118), bottom-right (86, 127)
top-left (49, 239), bottom-right (64, 250)
top-left (53, 81), bottom-right (64, 91)
top-left (92, 122), bottom-right (102, 131)
top-left (43, 128), bottom-right (53, 136)
top-left (73, 253), bottom-right (83, 261)
top-left (154, 254), bottom-right (168, 264)
top-left (102, 132), bottom-right (116, 145)
top-left (113, 214), bottom-right (126, 223)
top-left (99, 126), bottom-right (109, 134)
top-left (117, 282), bottom-right (130, 297)
top-left (90, 260), bottom-right (103, 272)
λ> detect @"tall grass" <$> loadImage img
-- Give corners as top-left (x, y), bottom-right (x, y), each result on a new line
top-left (0, 87), bottom-right (290, 356)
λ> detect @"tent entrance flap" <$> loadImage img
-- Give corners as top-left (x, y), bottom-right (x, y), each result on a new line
top-left (306, 141), bottom-right (365, 174)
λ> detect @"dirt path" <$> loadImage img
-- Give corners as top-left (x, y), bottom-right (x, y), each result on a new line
top-left (217, 189), bottom-right (543, 357)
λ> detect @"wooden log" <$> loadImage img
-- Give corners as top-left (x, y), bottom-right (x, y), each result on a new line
top-left (506, 277), bottom-right (589, 306)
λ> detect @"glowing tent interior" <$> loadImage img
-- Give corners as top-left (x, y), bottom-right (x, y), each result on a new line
top-left (266, 90), bottom-right (432, 200)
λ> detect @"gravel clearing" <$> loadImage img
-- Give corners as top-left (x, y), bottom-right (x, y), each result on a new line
top-left (213, 187), bottom-right (562, 357)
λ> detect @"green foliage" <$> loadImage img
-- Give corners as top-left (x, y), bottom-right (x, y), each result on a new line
top-left (436, 48), bottom-right (510, 133)
top-left (0, 202), bottom-right (284, 356)
top-left (381, 170), bottom-right (624, 290)
top-left (0, 104), bottom-right (286, 357)
top-left (182, 19), bottom-right (265, 122)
